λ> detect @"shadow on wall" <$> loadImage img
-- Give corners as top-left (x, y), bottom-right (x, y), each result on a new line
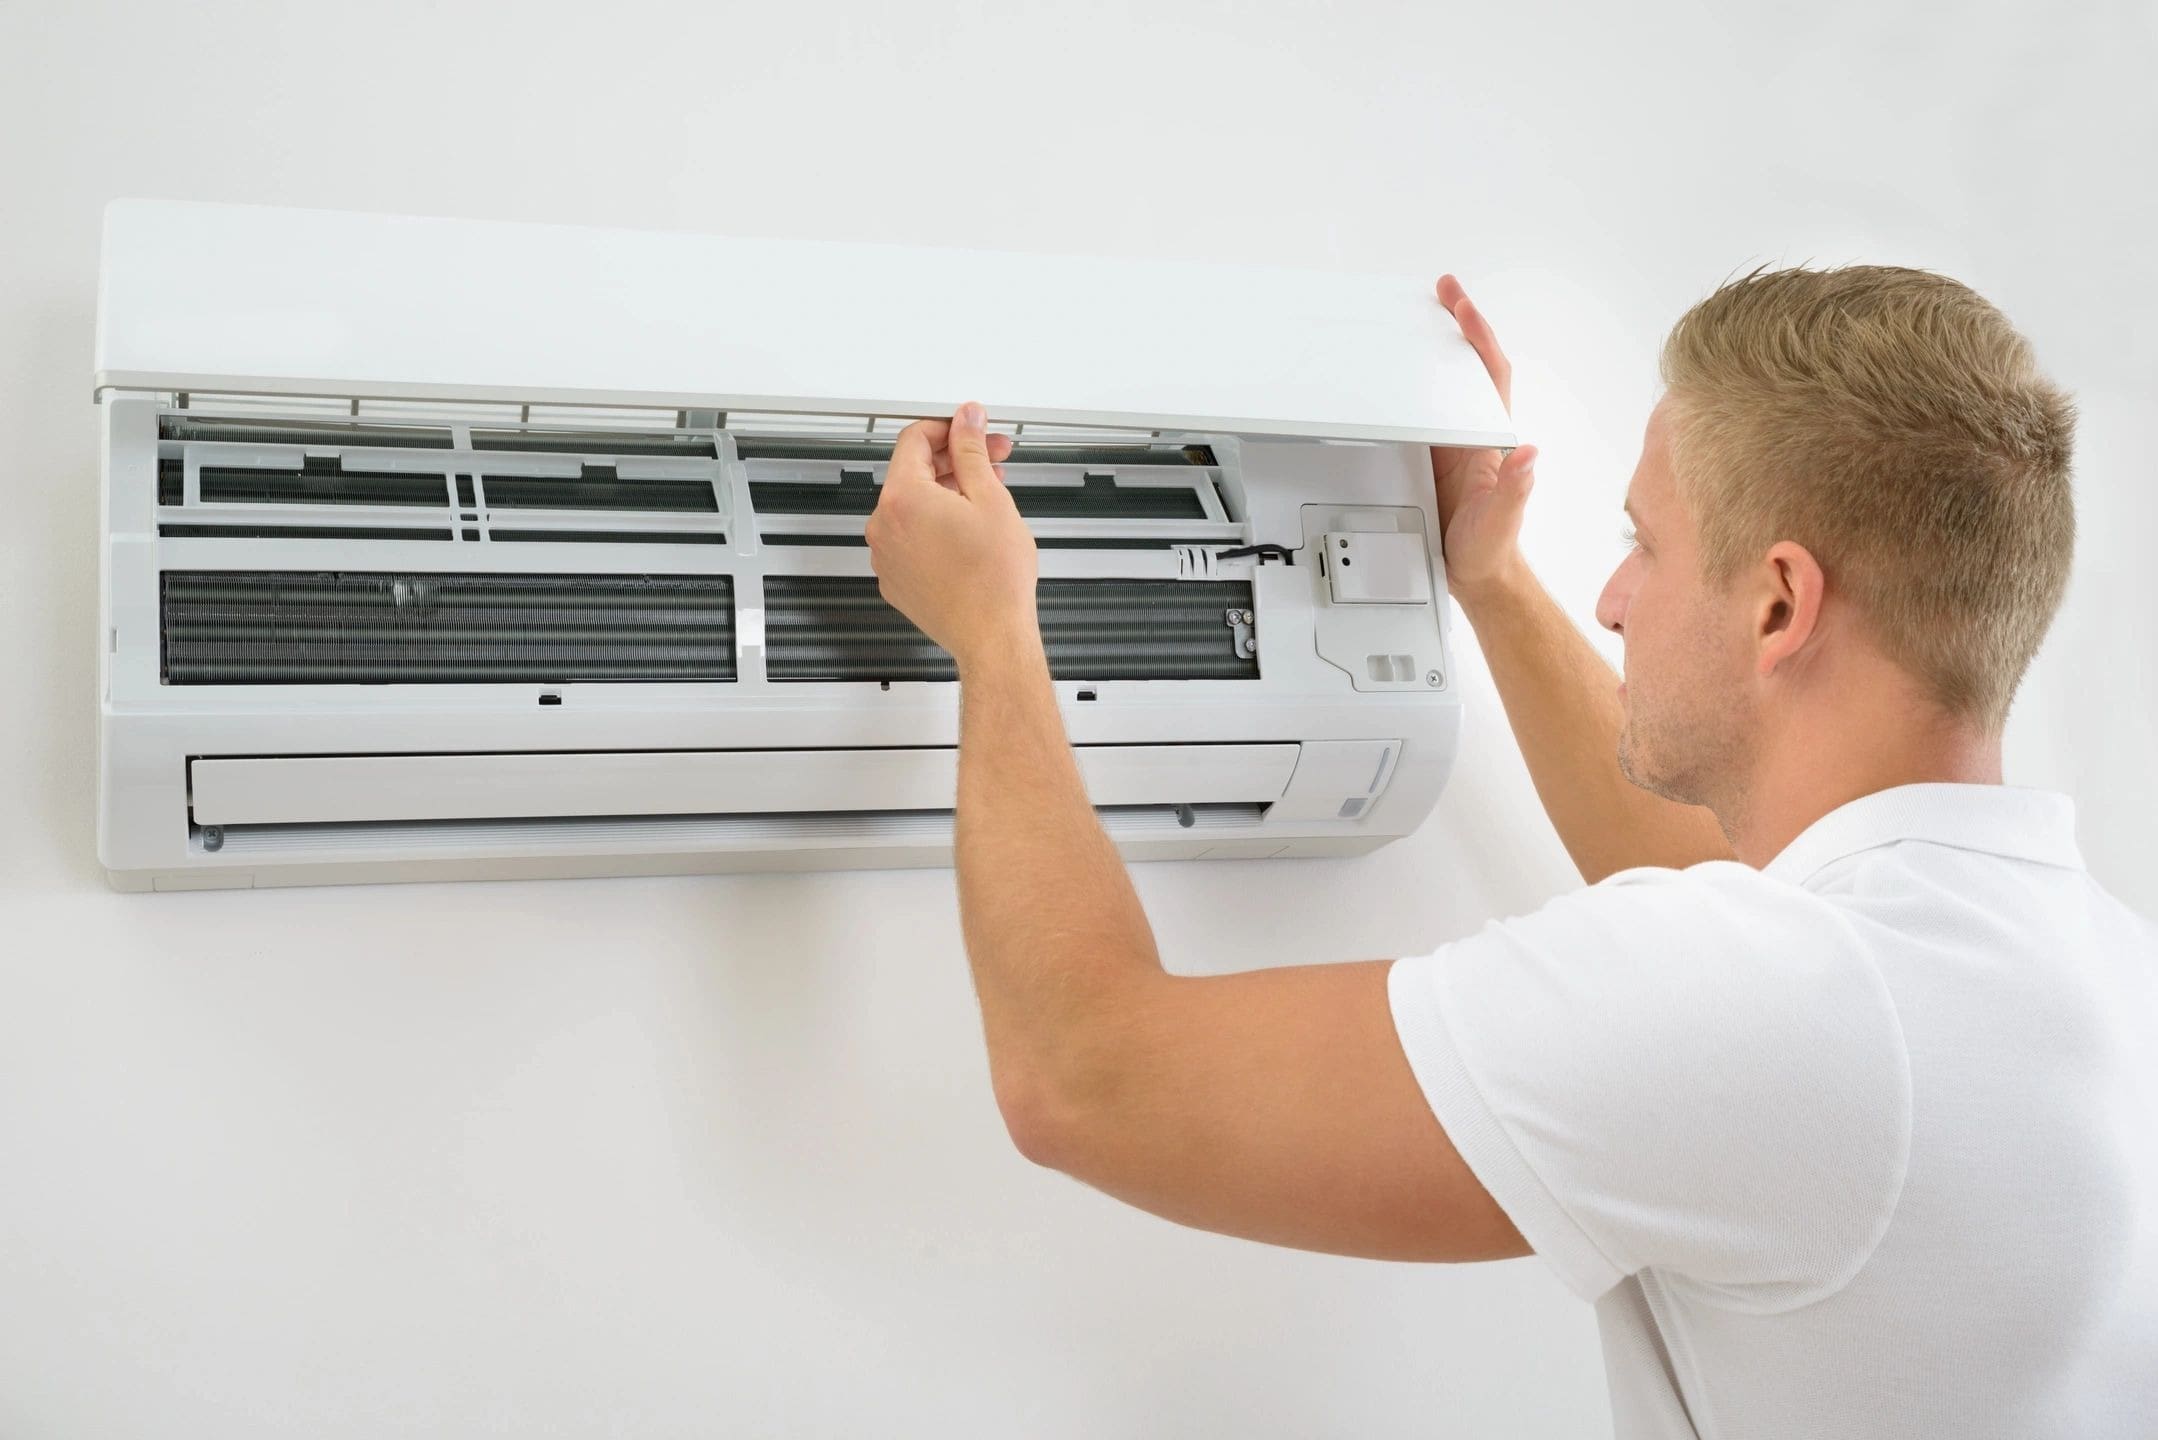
top-left (19, 292), bottom-right (102, 890)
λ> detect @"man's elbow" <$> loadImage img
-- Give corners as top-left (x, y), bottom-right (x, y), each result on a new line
top-left (991, 1064), bottom-right (1093, 1173)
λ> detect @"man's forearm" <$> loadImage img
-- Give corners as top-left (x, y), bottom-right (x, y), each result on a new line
top-left (953, 634), bottom-right (1166, 1125)
top-left (1457, 568), bottom-right (1731, 881)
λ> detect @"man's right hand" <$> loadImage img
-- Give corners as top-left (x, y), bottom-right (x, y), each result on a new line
top-left (1432, 275), bottom-right (1538, 611)
top-left (1423, 277), bottom-right (1734, 880)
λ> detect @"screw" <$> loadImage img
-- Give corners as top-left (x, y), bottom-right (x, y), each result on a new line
top-left (1425, 670), bottom-right (1443, 687)
top-left (201, 825), bottom-right (225, 852)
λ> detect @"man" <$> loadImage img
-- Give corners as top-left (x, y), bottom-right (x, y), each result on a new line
top-left (863, 266), bottom-right (2156, 1437)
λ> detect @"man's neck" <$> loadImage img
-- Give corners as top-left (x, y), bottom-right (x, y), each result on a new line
top-left (1721, 698), bottom-right (2003, 870)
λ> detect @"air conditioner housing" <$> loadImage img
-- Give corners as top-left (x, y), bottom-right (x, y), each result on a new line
top-left (95, 200), bottom-right (1515, 890)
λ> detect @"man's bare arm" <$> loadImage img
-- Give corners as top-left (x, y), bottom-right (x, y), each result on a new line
top-left (954, 634), bottom-right (1523, 1260)
top-left (1433, 276), bottom-right (1730, 881)
top-left (868, 408), bottom-right (1526, 1263)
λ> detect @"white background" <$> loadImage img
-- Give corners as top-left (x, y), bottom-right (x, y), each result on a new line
top-left (2, 3), bottom-right (2152, 1436)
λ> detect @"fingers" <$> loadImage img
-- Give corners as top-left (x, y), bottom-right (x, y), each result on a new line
top-left (979, 430), bottom-right (1013, 486)
top-left (1435, 275), bottom-right (1513, 413)
top-left (888, 419), bottom-right (949, 489)
top-left (932, 431), bottom-right (1014, 486)
top-left (896, 412), bottom-right (1016, 495)
top-left (943, 401), bottom-right (1002, 498)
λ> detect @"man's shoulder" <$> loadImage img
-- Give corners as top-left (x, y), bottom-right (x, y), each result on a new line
top-left (1392, 854), bottom-right (1914, 1305)
top-left (1529, 857), bottom-right (1863, 950)
top-left (1453, 857), bottom-right (1886, 1019)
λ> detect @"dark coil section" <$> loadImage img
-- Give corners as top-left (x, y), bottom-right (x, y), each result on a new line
top-left (765, 576), bottom-right (1256, 682)
top-left (161, 572), bottom-right (736, 684)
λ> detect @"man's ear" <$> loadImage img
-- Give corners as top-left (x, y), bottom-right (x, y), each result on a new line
top-left (1755, 540), bottom-right (1826, 679)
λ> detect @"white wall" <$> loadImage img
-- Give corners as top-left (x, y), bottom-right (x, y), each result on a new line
top-left (1, 3), bottom-right (2150, 1435)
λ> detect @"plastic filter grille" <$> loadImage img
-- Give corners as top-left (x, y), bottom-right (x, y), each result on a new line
top-left (156, 416), bottom-right (726, 543)
top-left (764, 576), bottom-right (1257, 682)
top-left (161, 572), bottom-right (738, 684)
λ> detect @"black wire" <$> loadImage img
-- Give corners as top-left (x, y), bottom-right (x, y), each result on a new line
top-left (1213, 543), bottom-right (1296, 565)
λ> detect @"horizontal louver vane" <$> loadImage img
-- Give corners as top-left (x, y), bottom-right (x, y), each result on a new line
top-left (162, 572), bottom-right (736, 684)
top-left (765, 577), bottom-right (1256, 682)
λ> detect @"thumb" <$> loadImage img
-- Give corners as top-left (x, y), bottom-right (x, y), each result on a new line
top-left (1488, 444), bottom-right (1537, 528)
top-left (947, 401), bottom-right (1000, 498)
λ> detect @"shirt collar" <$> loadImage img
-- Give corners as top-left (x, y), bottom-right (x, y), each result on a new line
top-left (1761, 783), bottom-right (2084, 886)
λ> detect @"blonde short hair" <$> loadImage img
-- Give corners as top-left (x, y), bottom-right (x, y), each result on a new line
top-left (1659, 265), bottom-right (2075, 729)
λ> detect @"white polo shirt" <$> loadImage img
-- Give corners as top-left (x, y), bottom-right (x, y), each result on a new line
top-left (1389, 783), bottom-right (2157, 1438)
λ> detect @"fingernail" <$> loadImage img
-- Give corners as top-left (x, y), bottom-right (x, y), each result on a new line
top-left (959, 402), bottom-right (985, 429)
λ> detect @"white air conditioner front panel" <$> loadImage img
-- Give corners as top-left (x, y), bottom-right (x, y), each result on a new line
top-left (95, 200), bottom-right (1515, 448)
top-left (188, 745), bottom-right (1302, 827)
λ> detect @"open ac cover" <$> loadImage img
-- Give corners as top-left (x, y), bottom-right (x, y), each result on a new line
top-left (95, 200), bottom-right (1515, 890)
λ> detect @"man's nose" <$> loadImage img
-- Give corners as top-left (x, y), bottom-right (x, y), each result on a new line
top-left (1596, 566), bottom-right (1629, 635)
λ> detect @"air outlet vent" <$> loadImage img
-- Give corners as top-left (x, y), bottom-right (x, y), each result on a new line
top-left (162, 572), bottom-right (737, 684)
top-left (764, 576), bottom-right (1256, 682)
top-left (196, 803), bottom-right (1267, 856)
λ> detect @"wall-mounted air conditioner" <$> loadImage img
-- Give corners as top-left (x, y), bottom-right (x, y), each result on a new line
top-left (94, 200), bottom-right (1515, 890)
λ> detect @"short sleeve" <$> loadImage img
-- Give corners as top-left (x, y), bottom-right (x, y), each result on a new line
top-left (1388, 863), bottom-right (1911, 1308)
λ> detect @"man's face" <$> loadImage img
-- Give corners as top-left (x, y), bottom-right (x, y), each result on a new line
top-left (1596, 400), bottom-right (1756, 810)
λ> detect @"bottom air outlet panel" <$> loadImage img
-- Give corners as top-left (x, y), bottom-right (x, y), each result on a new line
top-left (186, 745), bottom-right (1301, 825)
top-left (764, 576), bottom-right (1258, 682)
top-left (194, 804), bottom-right (1271, 858)
top-left (160, 572), bottom-right (737, 684)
